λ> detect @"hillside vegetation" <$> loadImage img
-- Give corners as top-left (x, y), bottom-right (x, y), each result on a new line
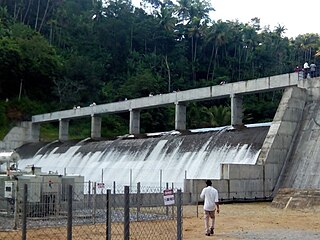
top-left (0, 0), bottom-right (319, 139)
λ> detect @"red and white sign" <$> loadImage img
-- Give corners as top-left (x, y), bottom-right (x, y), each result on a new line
top-left (163, 189), bottom-right (175, 205)
top-left (97, 183), bottom-right (105, 189)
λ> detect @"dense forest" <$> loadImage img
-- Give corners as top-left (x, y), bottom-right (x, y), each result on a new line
top-left (0, 0), bottom-right (319, 139)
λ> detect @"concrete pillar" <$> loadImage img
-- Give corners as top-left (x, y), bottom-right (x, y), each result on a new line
top-left (59, 119), bottom-right (69, 141)
top-left (175, 103), bottom-right (186, 130)
top-left (129, 109), bottom-right (140, 134)
top-left (21, 121), bottom-right (40, 142)
top-left (30, 122), bottom-right (40, 142)
top-left (91, 115), bottom-right (102, 139)
top-left (230, 94), bottom-right (243, 126)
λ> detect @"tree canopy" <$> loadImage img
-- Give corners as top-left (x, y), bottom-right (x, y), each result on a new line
top-left (0, 0), bottom-right (320, 137)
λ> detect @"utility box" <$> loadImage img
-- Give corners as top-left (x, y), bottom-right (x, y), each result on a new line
top-left (41, 175), bottom-right (61, 194)
top-left (17, 175), bottom-right (42, 203)
top-left (4, 181), bottom-right (15, 199)
top-left (62, 175), bottom-right (84, 201)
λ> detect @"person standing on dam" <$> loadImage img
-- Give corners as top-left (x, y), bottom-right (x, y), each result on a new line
top-left (200, 180), bottom-right (220, 236)
top-left (303, 61), bottom-right (310, 79)
top-left (310, 62), bottom-right (317, 78)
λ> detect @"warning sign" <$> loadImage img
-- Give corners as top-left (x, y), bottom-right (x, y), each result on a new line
top-left (97, 183), bottom-right (105, 189)
top-left (163, 189), bottom-right (175, 206)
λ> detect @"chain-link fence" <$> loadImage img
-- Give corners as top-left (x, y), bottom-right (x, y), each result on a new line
top-left (0, 181), bottom-right (183, 240)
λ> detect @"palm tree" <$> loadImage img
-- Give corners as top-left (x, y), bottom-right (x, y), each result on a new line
top-left (208, 105), bottom-right (231, 127)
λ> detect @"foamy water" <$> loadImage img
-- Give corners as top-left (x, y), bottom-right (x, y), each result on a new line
top-left (17, 125), bottom-right (269, 190)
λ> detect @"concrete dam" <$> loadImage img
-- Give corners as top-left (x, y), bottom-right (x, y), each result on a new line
top-left (2, 74), bottom-right (320, 205)
top-left (15, 125), bottom-right (269, 191)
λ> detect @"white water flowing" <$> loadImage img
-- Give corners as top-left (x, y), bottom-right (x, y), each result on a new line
top-left (17, 125), bottom-right (269, 190)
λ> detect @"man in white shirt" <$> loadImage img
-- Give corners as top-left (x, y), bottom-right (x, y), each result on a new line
top-left (303, 62), bottom-right (310, 79)
top-left (200, 180), bottom-right (220, 236)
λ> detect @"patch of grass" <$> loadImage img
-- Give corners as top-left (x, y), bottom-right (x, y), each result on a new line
top-left (40, 123), bottom-right (59, 141)
top-left (0, 126), bottom-right (9, 140)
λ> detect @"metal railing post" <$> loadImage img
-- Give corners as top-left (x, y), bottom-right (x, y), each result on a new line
top-left (93, 182), bottom-right (96, 224)
top-left (137, 182), bottom-right (141, 221)
top-left (21, 184), bottom-right (27, 240)
top-left (177, 189), bottom-right (182, 240)
top-left (124, 186), bottom-right (130, 240)
top-left (166, 183), bottom-right (169, 216)
top-left (106, 189), bottom-right (111, 240)
top-left (67, 185), bottom-right (73, 240)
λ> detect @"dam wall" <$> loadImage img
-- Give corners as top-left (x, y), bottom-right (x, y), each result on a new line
top-left (279, 79), bottom-right (320, 189)
top-left (5, 77), bottom-right (320, 206)
top-left (15, 126), bottom-right (269, 192)
top-left (185, 86), bottom-right (308, 202)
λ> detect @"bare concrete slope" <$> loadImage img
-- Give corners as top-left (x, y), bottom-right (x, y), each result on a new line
top-left (281, 101), bottom-right (320, 189)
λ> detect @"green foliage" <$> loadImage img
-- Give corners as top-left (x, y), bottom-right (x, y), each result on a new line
top-left (118, 68), bottom-right (165, 99)
top-left (0, 20), bottom-right (62, 101)
top-left (243, 92), bottom-right (282, 123)
top-left (40, 123), bottom-right (59, 141)
top-left (69, 119), bottom-right (91, 140)
top-left (101, 115), bottom-right (128, 138)
top-left (4, 97), bottom-right (44, 120)
top-left (0, 101), bottom-right (9, 139)
top-left (208, 105), bottom-right (231, 127)
top-left (1, 1), bottom-right (320, 138)
top-left (187, 103), bottom-right (231, 129)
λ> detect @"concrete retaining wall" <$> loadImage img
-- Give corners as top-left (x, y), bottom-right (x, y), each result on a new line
top-left (0, 122), bottom-right (35, 151)
top-left (259, 87), bottom-right (307, 194)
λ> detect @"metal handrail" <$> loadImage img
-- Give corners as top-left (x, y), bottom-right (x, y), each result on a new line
top-left (297, 67), bottom-right (319, 80)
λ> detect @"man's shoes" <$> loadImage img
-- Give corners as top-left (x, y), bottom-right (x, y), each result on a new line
top-left (205, 233), bottom-right (210, 236)
top-left (210, 228), bottom-right (214, 234)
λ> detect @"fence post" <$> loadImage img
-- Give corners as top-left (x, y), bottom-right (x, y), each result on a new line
top-left (177, 189), bottom-right (182, 240)
top-left (137, 182), bottom-right (141, 221)
top-left (159, 169), bottom-right (162, 192)
top-left (93, 182), bottom-right (97, 224)
top-left (21, 184), bottom-right (27, 240)
top-left (196, 183), bottom-right (199, 218)
top-left (165, 183), bottom-right (169, 216)
top-left (124, 186), bottom-right (130, 240)
top-left (106, 189), bottom-right (111, 240)
top-left (67, 185), bottom-right (73, 240)
top-left (171, 183), bottom-right (175, 218)
top-left (88, 181), bottom-right (91, 208)
top-left (13, 181), bottom-right (19, 230)
top-left (129, 169), bottom-right (132, 191)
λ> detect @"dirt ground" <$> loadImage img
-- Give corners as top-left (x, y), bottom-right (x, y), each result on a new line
top-left (1, 202), bottom-right (320, 239)
top-left (183, 202), bottom-right (320, 239)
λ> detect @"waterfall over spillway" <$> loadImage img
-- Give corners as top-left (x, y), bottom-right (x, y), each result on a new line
top-left (16, 125), bottom-right (269, 190)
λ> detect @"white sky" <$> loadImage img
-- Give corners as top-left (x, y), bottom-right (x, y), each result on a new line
top-left (211, 0), bottom-right (319, 38)
top-left (133, 0), bottom-right (319, 38)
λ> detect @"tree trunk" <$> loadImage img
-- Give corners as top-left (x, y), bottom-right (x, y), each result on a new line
top-left (34, 0), bottom-right (40, 30)
top-left (206, 44), bottom-right (215, 81)
top-left (211, 46), bottom-right (219, 82)
top-left (23, 0), bottom-right (33, 24)
top-left (39, 0), bottom-right (51, 33)
top-left (164, 55), bottom-right (171, 92)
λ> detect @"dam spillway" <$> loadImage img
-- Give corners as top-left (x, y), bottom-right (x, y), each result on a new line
top-left (15, 124), bottom-right (269, 190)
